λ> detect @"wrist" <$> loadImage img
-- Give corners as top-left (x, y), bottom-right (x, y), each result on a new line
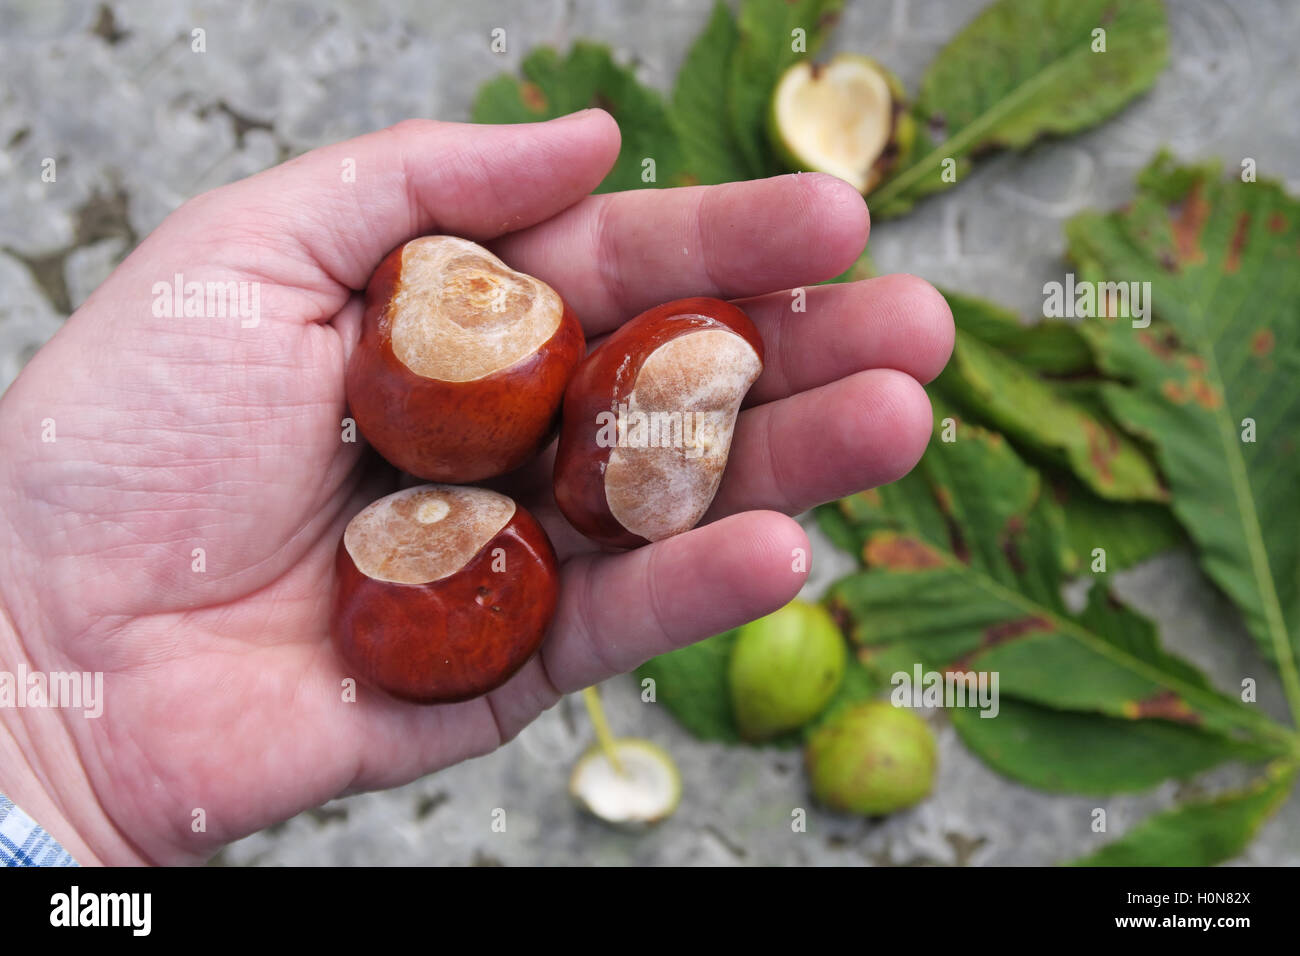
top-left (0, 602), bottom-right (136, 866)
top-left (0, 791), bottom-right (77, 865)
top-left (0, 684), bottom-right (100, 866)
top-left (0, 463), bottom-right (153, 866)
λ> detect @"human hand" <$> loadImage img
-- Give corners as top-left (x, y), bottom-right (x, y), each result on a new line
top-left (0, 110), bottom-right (952, 864)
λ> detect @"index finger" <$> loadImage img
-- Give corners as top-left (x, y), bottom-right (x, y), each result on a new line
top-left (490, 173), bottom-right (870, 335)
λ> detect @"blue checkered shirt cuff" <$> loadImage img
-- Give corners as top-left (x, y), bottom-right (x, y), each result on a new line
top-left (0, 793), bottom-right (79, 866)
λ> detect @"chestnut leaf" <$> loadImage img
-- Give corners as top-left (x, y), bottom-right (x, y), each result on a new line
top-left (934, 328), bottom-right (1166, 503)
top-left (636, 630), bottom-right (743, 744)
top-left (950, 700), bottom-right (1259, 796)
top-left (725, 0), bottom-right (846, 179)
top-left (1068, 155), bottom-right (1300, 692)
top-left (670, 1), bottom-right (751, 186)
top-left (871, 0), bottom-right (1169, 217)
top-left (866, 288), bottom-right (1181, 571)
top-left (824, 405), bottom-right (1291, 777)
top-left (471, 42), bottom-right (690, 193)
top-left (1069, 762), bottom-right (1297, 866)
top-left (1047, 473), bottom-right (1184, 576)
top-left (938, 288), bottom-right (1095, 377)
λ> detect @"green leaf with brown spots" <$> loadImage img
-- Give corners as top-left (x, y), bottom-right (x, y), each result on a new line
top-left (471, 42), bottom-right (688, 193)
top-left (935, 328), bottom-right (1167, 502)
top-left (819, 469), bottom-right (1182, 576)
top-left (974, 584), bottom-right (1247, 739)
top-left (1050, 473), bottom-right (1185, 574)
top-left (824, 405), bottom-right (1292, 791)
top-left (1067, 153), bottom-right (1300, 722)
top-left (671, 1), bottom-right (751, 186)
top-left (635, 630), bottom-right (741, 743)
top-left (942, 288), bottom-right (1096, 376)
top-left (951, 700), bottom-right (1267, 795)
top-left (1071, 762), bottom-right (1297, 865)
top-left (815, 498), bottom-right (866, 557)
top-left (870, 0), bottom-right (1169, 217)
top-left (726, 0), bottom-right (845, 177)
top-left (929, 289), bottom-right (1181, 566)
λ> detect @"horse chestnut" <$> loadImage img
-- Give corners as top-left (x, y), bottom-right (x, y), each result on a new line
top-left (345, 235), bottom-right (585, 482)
top-left (553, 297), bottom-right (763, 549)
top-left (332, 484), bottom-right (559, 704)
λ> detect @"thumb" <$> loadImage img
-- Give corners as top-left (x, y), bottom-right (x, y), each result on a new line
top-left (170, 110), bottom-right (622, 293)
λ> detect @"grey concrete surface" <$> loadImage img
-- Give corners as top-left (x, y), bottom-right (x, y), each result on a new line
top-left (1, 0), bottom-right (1297, 865)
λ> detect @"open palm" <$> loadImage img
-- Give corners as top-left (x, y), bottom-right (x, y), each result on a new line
top-left (0, 112), bottom-right (952, 864)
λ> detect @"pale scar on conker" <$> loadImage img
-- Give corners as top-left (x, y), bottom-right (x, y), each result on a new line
top-left (345, 235), bottom-right (585, 483)
top-left (332, 484), bottom-right (559, 704)
top-left (553, 297), bottom-right (764, 549)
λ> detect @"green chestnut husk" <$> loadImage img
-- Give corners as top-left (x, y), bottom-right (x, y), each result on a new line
top-left (768, 53), bottom-right (915, 195)
top-left (728, 599), bottom-right (847, 741)
top-left (569, 738), bottom-right (682, 829)
top-left (805, 700), bottom-right (937, 815)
